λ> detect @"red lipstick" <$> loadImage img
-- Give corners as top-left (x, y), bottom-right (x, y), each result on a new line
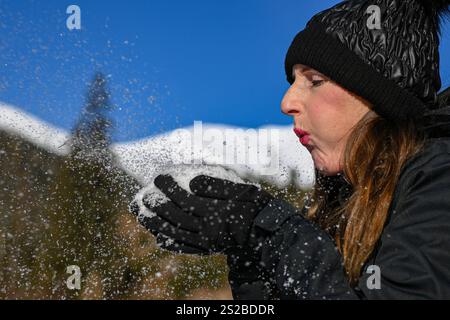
top-left (293, 128), bottom-right (310, 145)
top-left (294, 128), bottom-right (309, 137)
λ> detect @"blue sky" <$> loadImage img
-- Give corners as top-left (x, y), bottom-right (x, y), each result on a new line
top-left (1, 0), bottom-right (449, 142)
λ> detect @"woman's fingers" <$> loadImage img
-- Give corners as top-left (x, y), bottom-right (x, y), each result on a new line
top-left (154, 174), bottom-right (203, 211)
top-left (138, 214), bottom-right (205, 250)
top-left (150, 201), bottom-right (201, 233)
top-left (189, 174), bottom-right (263, 202)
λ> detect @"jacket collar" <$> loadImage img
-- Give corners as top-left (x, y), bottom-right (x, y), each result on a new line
top-left (419, 88), bottom-right (450, 139)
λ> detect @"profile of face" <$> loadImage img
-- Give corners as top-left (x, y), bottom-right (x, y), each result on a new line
top-left (281, 64), bottom-right (373, 176)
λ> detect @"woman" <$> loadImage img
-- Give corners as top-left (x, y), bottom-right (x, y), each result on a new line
top-left (131, 0), bottom-right (450, 299)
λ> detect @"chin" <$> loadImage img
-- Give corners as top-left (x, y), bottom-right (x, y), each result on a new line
top-left (312, 152), bottom-right (342, 176)
top-left (320, 169), bottom-right (341, 176)
top-left (314, 161), bottom-right (341, 176)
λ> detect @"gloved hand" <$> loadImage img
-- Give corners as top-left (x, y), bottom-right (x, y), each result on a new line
top-left (129, 174), bottom-right (273, 255)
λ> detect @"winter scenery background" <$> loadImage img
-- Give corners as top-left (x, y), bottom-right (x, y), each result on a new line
top-left (1, 0), bottom-right (449, 299)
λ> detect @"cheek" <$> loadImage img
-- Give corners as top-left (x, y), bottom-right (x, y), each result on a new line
top-left (307, 93), bottom-right (349, 144)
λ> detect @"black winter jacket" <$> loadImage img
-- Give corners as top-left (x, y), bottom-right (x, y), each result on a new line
top-left (228, 104), bottom-right (450, 300)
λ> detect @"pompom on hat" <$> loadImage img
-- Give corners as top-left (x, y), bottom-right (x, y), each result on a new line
top-left (285, 0), bottom-right (450, 122)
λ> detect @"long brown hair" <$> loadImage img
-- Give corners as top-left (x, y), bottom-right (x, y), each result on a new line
top-left (306, 112), bottom-right (426, 285)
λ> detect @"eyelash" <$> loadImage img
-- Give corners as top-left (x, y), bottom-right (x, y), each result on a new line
top-left (311, 80), bottom-right (325, 87)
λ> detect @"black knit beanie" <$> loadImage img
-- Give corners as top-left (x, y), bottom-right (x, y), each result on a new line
top-left (285, 0), bottom-right (450, 121)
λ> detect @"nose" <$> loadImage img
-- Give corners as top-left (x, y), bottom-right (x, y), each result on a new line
top-left (281, 86), bottom-right (303, 117)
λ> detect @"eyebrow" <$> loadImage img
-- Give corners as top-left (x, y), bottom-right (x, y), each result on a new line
top-left (292, 67), bottom-right (326, 80)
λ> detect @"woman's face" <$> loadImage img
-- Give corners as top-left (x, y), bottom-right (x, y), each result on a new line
top-left (281, 64), bottom-right (372, 176)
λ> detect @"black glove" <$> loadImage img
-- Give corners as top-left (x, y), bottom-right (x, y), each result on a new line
top-left (130, 174), bottom-right (273, 255)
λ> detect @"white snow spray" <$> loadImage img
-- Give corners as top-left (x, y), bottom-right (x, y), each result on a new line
top-left (132, 164), bottom-right (249, 219)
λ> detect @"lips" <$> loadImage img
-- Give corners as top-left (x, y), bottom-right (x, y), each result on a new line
top-left (299, 135), bottom-right (310, 145)
top-left (294, 128), bottom-right (309, 137)
top-left (293, 128), bottom-right (310, 145)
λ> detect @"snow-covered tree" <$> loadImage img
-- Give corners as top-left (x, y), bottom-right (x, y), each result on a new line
top-left (71, 72), bottom-right (113, 165)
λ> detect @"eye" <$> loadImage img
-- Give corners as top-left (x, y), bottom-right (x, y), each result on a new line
top-left (311, 80), bottom-right (325, 87)
top-left (310, 74), bottom-right (326, 87)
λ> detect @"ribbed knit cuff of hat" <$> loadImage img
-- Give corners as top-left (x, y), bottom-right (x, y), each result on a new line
top-left (284, 20), bottom-right (426, 122)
